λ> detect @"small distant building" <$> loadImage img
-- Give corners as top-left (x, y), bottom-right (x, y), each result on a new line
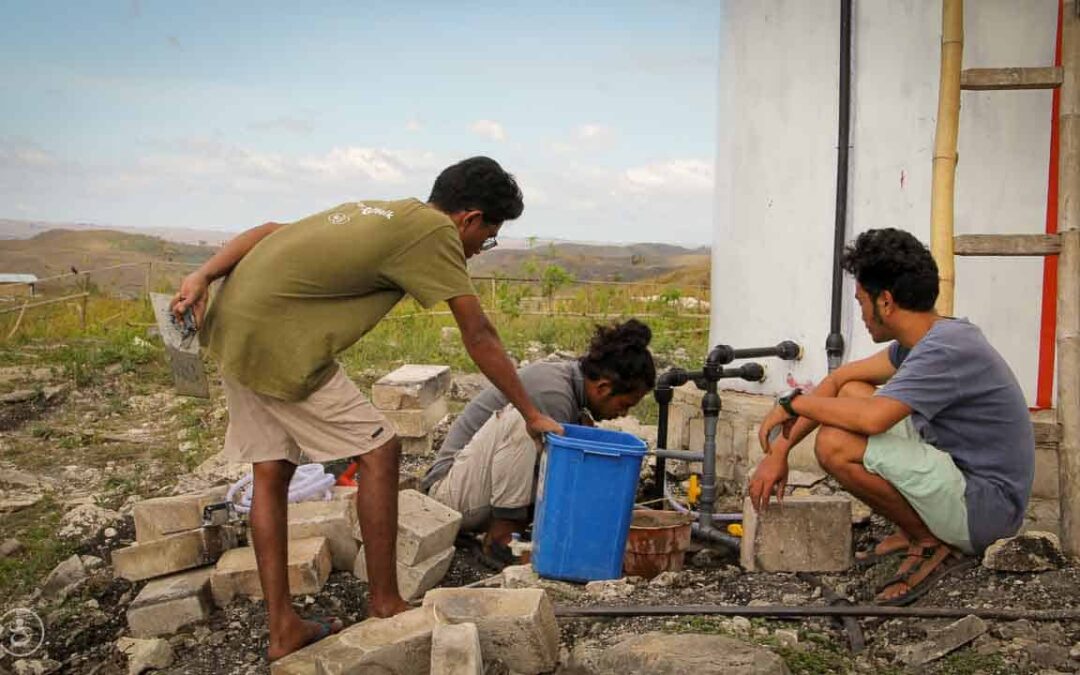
top-left (0, 274), bottom-right (38, 298)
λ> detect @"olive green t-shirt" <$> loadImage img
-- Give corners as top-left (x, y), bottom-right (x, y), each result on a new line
top-left (201, 199), bottom-right (476, 401)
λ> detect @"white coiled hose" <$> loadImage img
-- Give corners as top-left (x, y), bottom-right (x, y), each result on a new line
top-left (226, 463), bottom-right (337, 514)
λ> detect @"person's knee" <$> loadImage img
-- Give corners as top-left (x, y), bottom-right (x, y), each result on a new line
top-left (814, 426), bottom-right (847, 474)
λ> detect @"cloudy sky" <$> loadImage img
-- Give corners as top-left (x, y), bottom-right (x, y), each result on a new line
top-left (1, 1), bottom-right (720, 245)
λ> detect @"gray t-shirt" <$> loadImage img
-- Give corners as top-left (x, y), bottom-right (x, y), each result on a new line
top-left (422, 360), bottom-right (586, 491)
top-left (877, 318), bottom-right (1035, 552)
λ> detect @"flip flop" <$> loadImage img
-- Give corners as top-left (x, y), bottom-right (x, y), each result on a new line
top-left (875, 547), bottom-right (977, 607)
top-left (854, 533), bottom-right (910, 567)
top-left (267, 617), bottom-right (343, 663)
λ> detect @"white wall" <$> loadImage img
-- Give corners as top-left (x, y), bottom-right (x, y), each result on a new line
top-left (713, 0), bottom-right (1057, 402)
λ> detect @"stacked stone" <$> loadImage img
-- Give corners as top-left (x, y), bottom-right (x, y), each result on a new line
top-left (353, 489), bottom-right (462, 601)
top-left (371, 364), bottom-right (451, 456)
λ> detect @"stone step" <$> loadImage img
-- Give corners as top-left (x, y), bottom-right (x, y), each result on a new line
top-left (353, 489), bottom-right (461, 566)
top-left (287, 498), bottom-right (358, 572)
top-left (382, 397), bottom-right (448, 438)
top-left (211, 537), bottom-right (331, 607)
top-left (127, 568), bottom-right (214, 638)
top-left (133, 486), bottom-right (229, 543)
top-left (353, 544), bottom-right (454, 602)
top-left (423, 588), bottom-right (559, 674)
top-left (112, 525), bottom-right (240, 582)
top-left (431, 622), bottom-right (483, 675)
top-left (270, 606), bottom-right (436, 675)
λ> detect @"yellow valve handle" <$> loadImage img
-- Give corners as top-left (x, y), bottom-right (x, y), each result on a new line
top-left (727, 523), bottom-right (744, 538)
top-left (687, 474), bottom-right (701, 506)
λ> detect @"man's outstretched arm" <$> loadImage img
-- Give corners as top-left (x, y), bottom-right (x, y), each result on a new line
top-left (170, 221), bottom-right (284, 326)
top-left (447, 294), bottom-right (563, 440)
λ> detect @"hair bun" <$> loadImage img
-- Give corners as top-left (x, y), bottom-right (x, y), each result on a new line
top-left (614, 319), bottom-right (651, 349)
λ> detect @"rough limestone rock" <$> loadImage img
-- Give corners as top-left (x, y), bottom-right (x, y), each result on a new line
top-left (595, 632), bottom-right (790, 674)
top-left (899, 615), bottom-right (987, 666)
top-left (982, 531), bottom-right (1066, 572)
top-left (41, 554), bottom-right (87, 600)
top-left (57, 504), bottom-right (121, 544)
top-left (116, 637), bottom-right (175, 675)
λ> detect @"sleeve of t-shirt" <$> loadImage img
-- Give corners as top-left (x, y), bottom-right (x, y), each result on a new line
top-left (876, 337), bottom-right (958, 420)
top-left (382, 225), bottom-right (477, 308)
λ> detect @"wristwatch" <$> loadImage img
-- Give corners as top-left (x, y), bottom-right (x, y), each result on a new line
top-left (777, 388), bottom-right (803, 417)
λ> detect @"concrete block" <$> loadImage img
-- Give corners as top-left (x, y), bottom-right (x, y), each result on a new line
top-left (740, 496), bottom-right (852, 572)
top-left (354, 544), bottom-right (454, 602)
top-left (133, 486), bottom-right (229, 543)
top-left (112, 525), bottom-right (239, 582)
top-left (354, 489), bottom-right (462, 566)
top-left (899, 615), bottom-right (987, 666)
top-left (432, 622), bottom-right (483, 675)
top-left (271, 608), bottom-right (437, 675)
top-left (288, 498), bottom-right (358, 571)
top-left (211, 537), bottom-right (331, 607)
top-left (382, 397), bottom-right (448, 437)
top-left (423, 588), bottom-right (559, 674)
top-left (401, 434), bottom-right (433, 456)
top-left (372, 364), bottom-right (452, 410)
top-left (126, 568), bottom-right (214, 637)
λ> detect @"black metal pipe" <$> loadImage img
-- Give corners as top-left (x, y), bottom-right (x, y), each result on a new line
top-left (691, 521), bottom-right (741, 549)
top-left (708, 341), bottom-right (802, 366)
top-left (827, 0), bottom-right (853, 372)
top-left (554, 604), bottom-right (1080, 622)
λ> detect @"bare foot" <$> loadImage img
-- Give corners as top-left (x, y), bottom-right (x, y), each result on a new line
top-left (368, 595), bottom-right (411, 618)
top-left (267, 617), bottom-right (342, 662)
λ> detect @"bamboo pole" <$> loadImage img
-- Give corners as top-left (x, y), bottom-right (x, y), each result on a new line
top-left (1057, 0), bottom-right (1080, 557)
top-left (930, 0), bottom-right (964, 315)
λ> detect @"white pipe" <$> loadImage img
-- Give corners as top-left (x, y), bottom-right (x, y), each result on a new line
top-left (226, 463), bottom-right (336, 514)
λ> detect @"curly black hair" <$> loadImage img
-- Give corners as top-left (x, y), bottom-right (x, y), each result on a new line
top-left (841, 228), bottom-right (939, 311)
top-left (579, 319), bottom-right (656, 394)
top-left (428, 156), bottom-right (524, 225)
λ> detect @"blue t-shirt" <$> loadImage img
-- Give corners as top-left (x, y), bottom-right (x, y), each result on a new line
top-left (877, 318), bottom-right (1035, 552)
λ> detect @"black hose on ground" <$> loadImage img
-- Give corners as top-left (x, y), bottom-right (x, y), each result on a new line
top-left (554, 604), bottom-right (1080, 622)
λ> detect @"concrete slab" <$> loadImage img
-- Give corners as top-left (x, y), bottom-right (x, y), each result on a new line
top-left (133, 486), bottom-right (229, 543)
top-left (401, 434), bottom-right (433, 456)
top-left (354, 544), bottom-right (454, 601)
top-left (112, 525), bottom-right (239, 582)
top-left (431, 622), bottom-right (483, 675)
top-left (371, 364), bottom-right (451, 410)
top-left (354, 489), bottom-right (461, 566)
top-left (595, 632), bottom-right (790, 674)
top-left (740, 496), bottom-right (852, 573)
top-left (423, 588), bottom-right (558, 674)
top-left (211, 537), bottom-right (331, 607)
top-left (127, 568), bottom-right (214, 637)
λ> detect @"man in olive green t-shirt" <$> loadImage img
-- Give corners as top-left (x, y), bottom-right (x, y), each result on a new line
top-left (171, 157), bottom-right (562, 662)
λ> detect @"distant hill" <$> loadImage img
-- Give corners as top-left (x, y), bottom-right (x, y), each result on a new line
top-left (0, 224), bottom-right (710, 295)
top-left (0, 229), bottom-right (216, 297)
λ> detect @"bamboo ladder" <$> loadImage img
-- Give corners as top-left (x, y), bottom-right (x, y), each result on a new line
top-left (929, 1), bottom-right (1080, 554)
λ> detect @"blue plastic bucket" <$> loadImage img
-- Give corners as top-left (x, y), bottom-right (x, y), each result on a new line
top-left (532, 423), bottom-right (648, 582)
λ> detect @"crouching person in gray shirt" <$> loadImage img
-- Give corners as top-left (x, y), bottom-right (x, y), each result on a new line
top-left (748, 228), bottom-right (1034, 606)
top-left (423, 319), bottom-right (656, 560)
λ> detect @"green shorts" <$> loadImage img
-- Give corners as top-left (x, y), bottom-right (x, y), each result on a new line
top-left (864, 417), bottom-right (974, 554)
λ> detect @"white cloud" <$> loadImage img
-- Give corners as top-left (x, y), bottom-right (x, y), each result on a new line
top-left (622, 159), bottom-right (714, 193)
top-left (469, 119), bottom-right (506, 142)
top-left (575, 124), bottom-right (612, 142)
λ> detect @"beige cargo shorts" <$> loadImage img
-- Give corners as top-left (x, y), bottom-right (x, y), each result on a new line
top-left (222, 364), bottom-right (393, 464)
top-left (428, 404), bottom-right (540, 531)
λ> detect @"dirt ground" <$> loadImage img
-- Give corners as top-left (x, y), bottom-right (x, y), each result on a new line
top-left (2, 358), bottom-right (1079, 675)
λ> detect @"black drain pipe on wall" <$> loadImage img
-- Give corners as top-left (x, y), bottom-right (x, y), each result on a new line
top-left (826, 0), bottom-right (853, 372)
